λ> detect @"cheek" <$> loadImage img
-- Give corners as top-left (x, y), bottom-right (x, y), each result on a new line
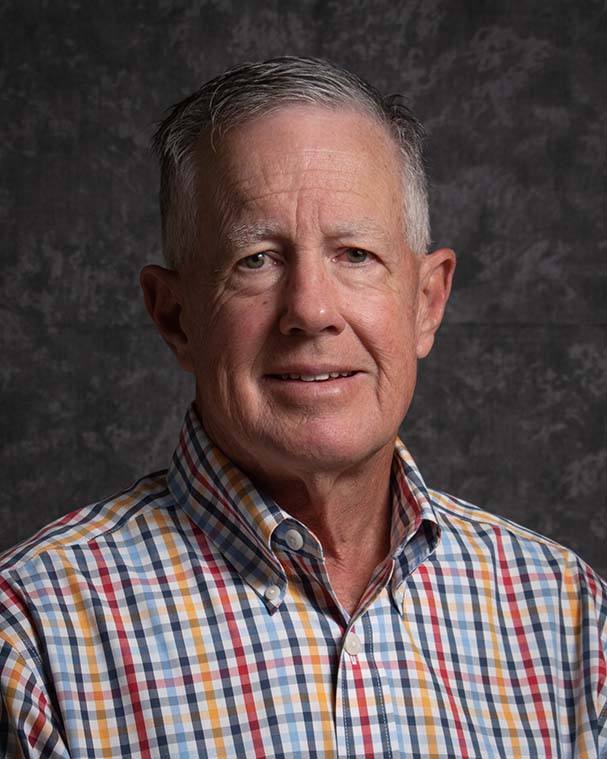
top-left (357, 292), bottom-right (417, 360)
top-left (197, 299), bottom-right (276, 378)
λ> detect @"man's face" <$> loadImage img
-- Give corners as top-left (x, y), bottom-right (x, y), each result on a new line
top-left (170, 105), bottom-right (446, 479)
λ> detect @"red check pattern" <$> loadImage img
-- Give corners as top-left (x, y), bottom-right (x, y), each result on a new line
top-left (1, 404), bottom-right (606, 758)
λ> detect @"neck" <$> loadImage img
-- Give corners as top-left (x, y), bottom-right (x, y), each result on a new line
top-left (249, 447), bottom-right (395, 615)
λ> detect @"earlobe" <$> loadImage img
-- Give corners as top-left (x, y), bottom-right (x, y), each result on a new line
top-left (415, 248), bottom-right (456, 359)
top-left (140, 265), bottom-right (194, 373)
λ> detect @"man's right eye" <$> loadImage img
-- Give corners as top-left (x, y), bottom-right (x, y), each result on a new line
top-left (239, 252), bottom-right (267, 270)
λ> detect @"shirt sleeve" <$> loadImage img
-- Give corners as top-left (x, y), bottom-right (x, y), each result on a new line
top-left (1, 576), bottom-right (71, 759)
top-left (585, 563), bottom-right (607, 757)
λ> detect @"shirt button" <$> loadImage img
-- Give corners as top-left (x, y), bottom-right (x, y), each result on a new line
top-left (344, 632), bottom-right (362, 656)
top-left (285, 528), bottom-right (304, 551)
top-left (264, 584), bottom-right (280, 601)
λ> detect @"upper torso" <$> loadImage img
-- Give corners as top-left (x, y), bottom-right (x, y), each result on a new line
top-left (1, 408), bottom-right (605, 758)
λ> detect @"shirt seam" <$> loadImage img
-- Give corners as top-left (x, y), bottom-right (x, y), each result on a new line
top-left (599, 699), bottom-right (607, 731)
top-left (0, 572), bottom-right (45, 667)
top-left (1, 623), bottom-right (45, 668)
top-left (429, 488), bottom-right (607, 573)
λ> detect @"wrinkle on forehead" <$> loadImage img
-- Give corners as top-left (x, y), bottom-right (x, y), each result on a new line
top-left (215, 153), bottom-right (401, 229)
top-left (215, 151), bottom-right (384, 203)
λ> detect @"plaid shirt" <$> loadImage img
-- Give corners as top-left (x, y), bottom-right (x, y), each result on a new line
top-left (1, 406), bottom-right (606, 758)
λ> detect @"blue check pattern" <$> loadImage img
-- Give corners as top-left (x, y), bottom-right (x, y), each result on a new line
top-left (1, 404), bottom-right (606, 757)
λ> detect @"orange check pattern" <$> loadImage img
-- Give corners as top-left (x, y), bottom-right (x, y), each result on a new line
top-left (1, 405), bottom-right (606, 758)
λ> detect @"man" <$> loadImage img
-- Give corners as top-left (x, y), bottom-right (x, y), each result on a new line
top-left (1, 57), bottom-right (605, 758)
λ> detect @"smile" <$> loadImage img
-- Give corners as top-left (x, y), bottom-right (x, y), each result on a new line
top-left (277, 372), bottom-right (355, 382)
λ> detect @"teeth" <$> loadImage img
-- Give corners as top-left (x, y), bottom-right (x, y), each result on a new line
top-left (278, 372), bottom-right (354, 381)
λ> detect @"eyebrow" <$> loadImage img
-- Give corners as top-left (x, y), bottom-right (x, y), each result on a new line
top-left (224, 219), bottom-right (393, 248)
top-left (225, 222), bottom-right (283, 248)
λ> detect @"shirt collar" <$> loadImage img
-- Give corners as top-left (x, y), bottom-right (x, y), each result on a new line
top-left (168, 405), bottom-right (289, 608)
top-left (168, 404), bottom-right (440, 613)
top-left (388, 438), bottom-right (441, 612)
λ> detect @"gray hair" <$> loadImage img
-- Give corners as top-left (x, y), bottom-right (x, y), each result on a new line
top-left (153, 56), bottom-right (430, 268)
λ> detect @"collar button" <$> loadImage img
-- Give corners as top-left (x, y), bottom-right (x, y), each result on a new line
top-left (285, 528), bottom-right (305, 551)
top-left (264, 584), bottom-right (280, 601)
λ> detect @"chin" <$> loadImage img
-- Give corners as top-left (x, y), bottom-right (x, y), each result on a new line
top-left (259, 419), bottom-right (396, 474)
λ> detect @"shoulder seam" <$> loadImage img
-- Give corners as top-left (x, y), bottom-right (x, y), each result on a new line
top-left (0, 471), bottom-right (171, 570)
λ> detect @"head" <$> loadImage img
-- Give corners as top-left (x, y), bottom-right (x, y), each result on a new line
top-left (142, 57), bottom-right (455, 488)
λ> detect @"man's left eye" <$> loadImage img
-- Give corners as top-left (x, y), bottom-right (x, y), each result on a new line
top-left (343, 248), bottom-right (370, 264)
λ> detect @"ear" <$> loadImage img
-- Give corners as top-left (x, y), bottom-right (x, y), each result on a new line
top-left (140, 264), bottom-right (195, 373)
top-left (415, 248), bottom-right (456, 359)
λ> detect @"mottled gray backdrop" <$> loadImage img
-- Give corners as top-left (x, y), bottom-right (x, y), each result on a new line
top-left (2, 1), bottom-right (605, 575)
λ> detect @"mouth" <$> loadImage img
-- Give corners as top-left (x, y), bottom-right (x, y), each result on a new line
top-left (271, 371), bottom-right (357, 383)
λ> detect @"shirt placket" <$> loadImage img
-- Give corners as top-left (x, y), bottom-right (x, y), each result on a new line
top-left (334, 595), bottom-right (394, 758)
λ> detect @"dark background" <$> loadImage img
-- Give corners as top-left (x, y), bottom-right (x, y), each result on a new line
top-left (1, 1), bottom-right (605, 575)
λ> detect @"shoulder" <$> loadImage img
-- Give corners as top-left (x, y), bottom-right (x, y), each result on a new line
top-left (0, 470), bottom-right (186, 661)
top-left (428, 487), bottom-right (607, 609)
top-left (0, 470), bottom-right (172, 576)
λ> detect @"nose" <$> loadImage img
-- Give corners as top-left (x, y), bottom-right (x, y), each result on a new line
top-left (278, 258), bottom-right (346, 336)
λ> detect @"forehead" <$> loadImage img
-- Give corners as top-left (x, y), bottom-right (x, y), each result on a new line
top-left (197, 105), bottom-right (405, 235)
